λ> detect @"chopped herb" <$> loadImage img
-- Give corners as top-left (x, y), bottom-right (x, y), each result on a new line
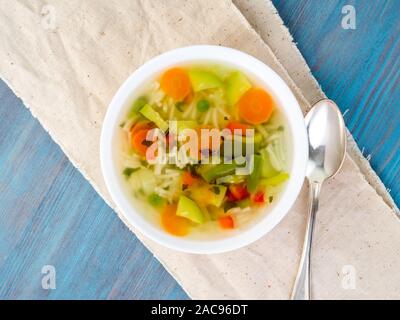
top-left (141, 139), bottom-right (153, 147)
top-left (277, 126), bottom-right (284, 131)
top-left (123, 167), bottom-right (139, 177)
top-left (269, 196), bottom-right (274, 203)
top-left (212, 186), bottom-right (221, 195)
top-left (175, 101), bottom-right (185, 112)
top-left (119, 122), bottom-right (126, 128)
top-left (224, 116), bottom-right (229, 121)
top-left (140, 160), bottom-right (147, 166)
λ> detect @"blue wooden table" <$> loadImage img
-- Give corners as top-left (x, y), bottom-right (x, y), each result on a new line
top-left (0, 0), bottom-right (398, 299)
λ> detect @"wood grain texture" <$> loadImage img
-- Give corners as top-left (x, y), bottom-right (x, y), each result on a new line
top-left (272, 0), bottom-right (400, 206)
top-left (0, 0), bottom-right (399, 299)
top-left (0, 81), bottom-right (188, 299)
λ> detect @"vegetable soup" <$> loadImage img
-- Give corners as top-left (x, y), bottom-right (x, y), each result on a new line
top-left (117, 64), bottom-right (291, 237)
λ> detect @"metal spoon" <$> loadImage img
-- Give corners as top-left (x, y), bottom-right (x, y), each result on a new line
top-left (291, 99), bottom-right (347, 300)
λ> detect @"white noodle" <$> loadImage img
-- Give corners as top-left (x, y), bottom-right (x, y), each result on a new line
top-left (203, 108), bottom-right (211, 125)
top-left (183, 103), bottom-right (194, 118)
top-left (217, 106), bottom-right (230, 119)
top-left (256, 124), bottom-right (269, 140)
top-left (212, 108), bottom-right (218, 128)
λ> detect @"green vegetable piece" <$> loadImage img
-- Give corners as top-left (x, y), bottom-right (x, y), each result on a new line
top-left (263, 172), bottom-right (289, 186)
top-left (139, 104), bottom-right (168, 132)
top-left (176, 195), bottom-right (205, 224)
top-left (261, 149), bottom-right (279, 178)
top-left (148, 193), bottom-right (164, 207)
top-left (188, 70), bottom-right (223, 92)
top-left (248, 154), bottom-right (262, 193)
top-left (216, 175), bottom-right (246, 184)
top-left (236, 198), bottom-right (251, 209)
top-left (197, 163), bottom-right (237, 182)
top-left (128, 96), bottom-right (148, 118)
top-left (226, 71), bottom-right (252, 106)
top-left (197, 99), bottom-right (210, 112)
top-left (207, 65), bottom-right (232, 81)
top-left (123, 167), bottom-right (139, 178)
top-left (208, 185), bottom-right (227, 207)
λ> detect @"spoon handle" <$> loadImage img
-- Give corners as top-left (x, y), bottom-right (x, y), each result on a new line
top-left (291, 181), bottom-right (321, 300)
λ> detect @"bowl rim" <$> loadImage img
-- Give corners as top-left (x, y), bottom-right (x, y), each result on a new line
top-left (100, 45), bottom-right (308, 254)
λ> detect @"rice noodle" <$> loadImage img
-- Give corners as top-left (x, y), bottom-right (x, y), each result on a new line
top-left (183, 102), bottom-right (194, 118)
top-left (212, 108), bottom-right (218, 128)
top-left (256, 124), bottom-right (269, 140)
top-left (203, 108), bottom-right (212, 125)
top-left (217, 106), bottom-right (230, 119)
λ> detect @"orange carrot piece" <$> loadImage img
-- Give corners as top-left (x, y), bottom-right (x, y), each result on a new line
top-left (226, 121), bottom-right (250, 135)
top-left (161, 204), bottom-right (190, 236)
top-left (218, 215), bottom-right (235, 229)
top-left (131, 129), bottom-right (151, 156)
top-left (130, 121), bottom-right (152, 136)
top-left (227, 184), bottom-right (249, 201)
top-left (160, 68), bottom-right (191, 100)
top-left (237, 88), bottom-right (275, 124)
top-left (182, 171), bottom-right (197, 187)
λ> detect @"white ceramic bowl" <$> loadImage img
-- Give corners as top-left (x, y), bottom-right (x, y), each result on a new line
top-left (100, 45), bottom-right (308, 254)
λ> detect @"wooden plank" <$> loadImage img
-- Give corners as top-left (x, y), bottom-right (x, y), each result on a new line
top-left (0, 81), bottom-right (188, 299)
top-left (272, 0), bottom-right (400, 205)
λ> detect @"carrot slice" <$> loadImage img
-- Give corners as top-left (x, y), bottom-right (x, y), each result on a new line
top-left (160, 68), bottom-right (191, 100)
top-left (130, 121), bottom-right (152, 136)
top-left (226, 121), bottom-right (250, 135)
top-left (161, 204), bottom-right (190, 236)
top-left (131, 129), bottom-right (152, 156)
top-left (182, 171), bottom-right (197, 187)
top-left (237, 88), bottom-right (275, 124)
top-left (219, 215), bottom-right (235, 229)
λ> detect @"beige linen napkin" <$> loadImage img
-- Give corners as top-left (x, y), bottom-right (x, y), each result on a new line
top-left (1, 0), bottom-right (399, 299)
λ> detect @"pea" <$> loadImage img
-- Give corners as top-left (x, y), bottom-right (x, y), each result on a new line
top-left (148, 193), bottom-right (164, 207)
top-left (197, 99), bottom-right (210, 112)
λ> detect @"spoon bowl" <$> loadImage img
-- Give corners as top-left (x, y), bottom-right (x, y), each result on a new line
top-left (306, 99), bottom-right (347, 183)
